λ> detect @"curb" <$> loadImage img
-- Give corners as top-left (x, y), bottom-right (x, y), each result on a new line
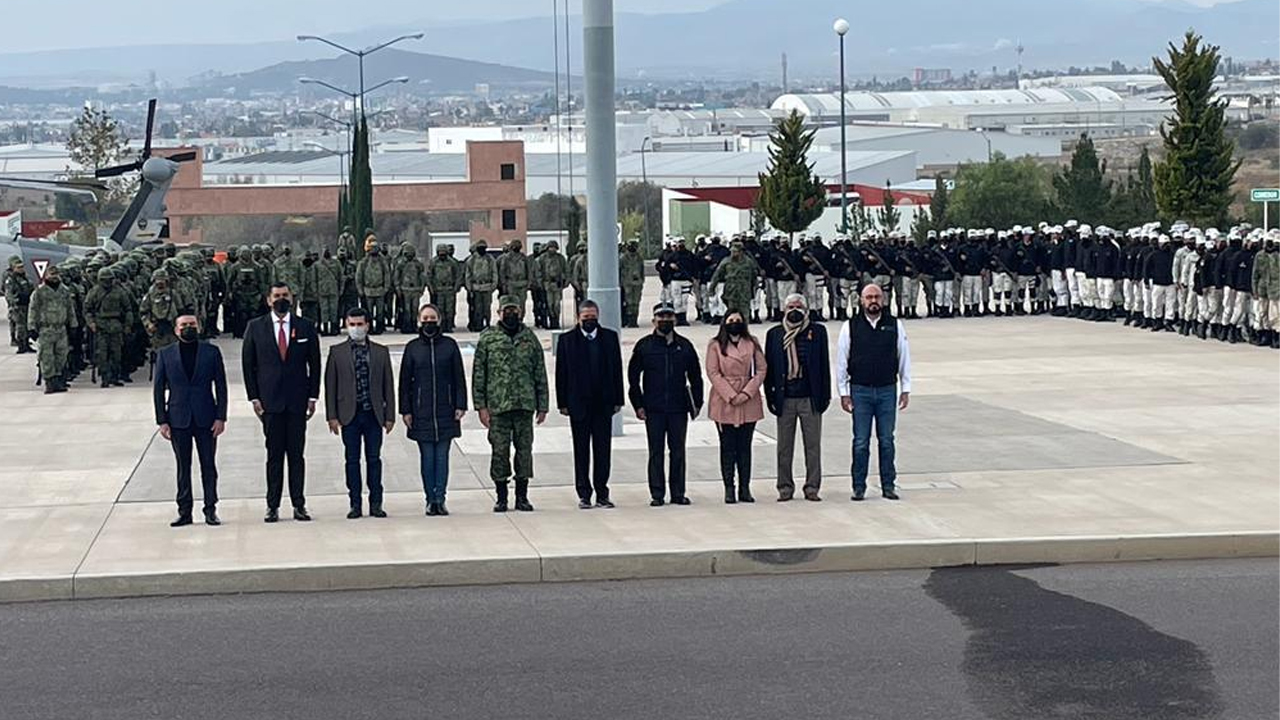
top-left (2, 531), bottom-right (1275, 604)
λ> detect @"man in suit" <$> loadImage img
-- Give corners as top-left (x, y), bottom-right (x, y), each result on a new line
top-left (555, 299), bottom-right (625, 509)
top-left (243, 282), bottom-right (322, 522)
top-left (325, 307), bottom-right (396, 519)
top-left (154, 313), bottom-right (228, 527)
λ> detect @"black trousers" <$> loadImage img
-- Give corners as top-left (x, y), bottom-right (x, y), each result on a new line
top-left (171, 426), bottom-right (218, 514)
top-left (716, 422), bottom-right (755, 486)
top-left (644, 411), bottom-right (688, 501)
top-left (570, 407), bottom-right (613, 502)
top-left (262, 411), bottom-right (307, 509)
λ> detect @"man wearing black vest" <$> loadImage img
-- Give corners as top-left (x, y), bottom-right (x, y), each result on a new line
top-left (555, 300), bottom-right (625, 509)
top-left (837, 284), bottom-right (912, 501)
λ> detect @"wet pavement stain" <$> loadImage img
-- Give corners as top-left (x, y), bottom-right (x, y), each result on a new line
top-left (925, 566), bottom-right (1225, 720)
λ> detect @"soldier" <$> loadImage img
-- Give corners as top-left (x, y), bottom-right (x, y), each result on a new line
top-left (28, 266), bottom-right (77, 393)
top-left (337, 247), bottom-right (359, 324)
top-left (227, 245), bottom-right (260, 338)
top-left (1254, 232), bottom-right (1280, 348)
top-left (58, 260), bottom-right (88, 378)
top-left (317, 248), bottom-right (343, 336)
top-left (394, 243), bottom-right (427, 334)
top-left (1225, 233), bottom-right (1257, 344)
top-left (798, 235), bottom-right (830, 322)
top-left (472, 295), bottom-right (549, 513)
top-left (619, 239), bottom-right (646, 328)
top-left (898, 237), bottom-right (923, 319)
top-left (463, 241), bottom-right (498, 331)
top-left (337, 226), bottom-right (358, 257)
top-left (568, 241), bottom-right (591, 324)
top-left (142, 268), bottom-right (183, 353)
top-left (84, 267), bottom-right (134, 388)
top-left (699, 235), bottom-right (729, 323)
top-left (202, 248), bottom-right (225, 338)
top-left (496, 239), bottom-right (534, 314)
top-left (356, 241), bottom-right (392, 334)
top-left (709, 240), bottom-right (760, 321)
top-left (425, 244), bottom-right (460, 333)
top-left (4, 257), bottom-right (35, 353)
top-left (532, 240), bottom-right (569, 329)
top-left (272, 246), bottom-right (303, 294)
top-left (299, 251), bottom-right (321, 326)
top-left (1177, 233), bottom-right (1202, 336)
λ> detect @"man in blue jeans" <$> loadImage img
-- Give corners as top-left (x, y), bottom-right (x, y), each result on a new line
top-left (836, 284), bottom-right (912, 501)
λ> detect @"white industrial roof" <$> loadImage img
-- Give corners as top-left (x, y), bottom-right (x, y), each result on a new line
top-left (772, 87), bottom-right (1126, 116)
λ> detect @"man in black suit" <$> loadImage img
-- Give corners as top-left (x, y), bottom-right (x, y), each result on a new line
top-left (555, 300), bottom-right (625, 509)
top-left (242, 282), bottom-right (323, 522)
top-left (154, 313), bottom-right (228, 527)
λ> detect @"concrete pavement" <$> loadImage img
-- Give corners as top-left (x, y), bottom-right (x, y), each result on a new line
top-left (0, 278), bottom-right (1277, 602)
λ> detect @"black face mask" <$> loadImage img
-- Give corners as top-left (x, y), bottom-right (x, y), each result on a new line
top-left (786, 309), bottom-right (806, 324)
top-left (580, 318), bottom-right (599, 333)
top-left (420, 321), bottom-right (440, 337)
top-left (501, 313), bottom-right (521, 331)
top-left (46, 278), bottom-right (61, 288)
top-left (179, 326), bottom-right (199, 343)
top-left (656, 320), bottom-right (675, 335)
top-left (727, 322), bottom-right (746, 336)
top-left (272, 298), bottom-right (292, 315)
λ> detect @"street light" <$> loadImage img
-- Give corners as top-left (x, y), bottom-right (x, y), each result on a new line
top-left (297, 32), bottom-right (423, 112)
top-left (299, 76), bottom-right (407, 103)
top-left (303, 141), bottom-right (349, 190)
top-left (834, 18), bottom-right (850, 234)
top-left (640, 136), bottom-right (653, 252)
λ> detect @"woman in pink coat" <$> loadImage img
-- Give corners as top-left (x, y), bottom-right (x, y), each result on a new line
top-left (705, 310), bottom-right (767, 504)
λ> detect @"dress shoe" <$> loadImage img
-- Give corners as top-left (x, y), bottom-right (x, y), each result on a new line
top-left (724, 484), bottom-right (737, 504)
top-left (293, 507), bottom-right (312, 522)
top-left (203, 510), bottom-right (221, 526)
top-left (426, 503), bottom-right (438, 516)
top-left (671, 496), bottom-right (691, 506)
top-left (882, 489), bottom-right (900, 500)
top-left (264, 508), bottom-right (280, 523)
top-left (170, 514), bottom-right (193, 528)
top-left (436, 502), bottom-right (449, 516)
top-left (803, 491), bottom-right (822, 502)
top-left (650, 498), bottom-right (665, 507)
top-left (737, 485), bottom-right (755, 503)
top-left (851, 490), bottom-right (866, 502)
top-left (777, 492), bottom-right (794, 502)
top-left (578, 499), bottom-right (594, 510)
top-left (369, 504), bottom-right (387, 518)
top-left (347, 508), bottom-right (362, 519)
top-left (595, 498), bottom-right (615, 509)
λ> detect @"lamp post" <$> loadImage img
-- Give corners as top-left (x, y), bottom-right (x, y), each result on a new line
top-left (834, 18), bottom-right (850, 234)
top-left (640, 136), bottom-right (653, 253)
top-left (297, 32), bottom-right (423, 114)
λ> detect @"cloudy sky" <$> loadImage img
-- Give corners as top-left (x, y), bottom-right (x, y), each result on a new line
top-left (1, 0), bottom-right (1246, 54)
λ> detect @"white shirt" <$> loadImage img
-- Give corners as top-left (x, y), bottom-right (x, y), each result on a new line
top-left (272, 312), bottom-right (292, 344)
top-left (835, 314), bottom-right (912, 396)
top-left (581, 327), bottom-right (598, 340)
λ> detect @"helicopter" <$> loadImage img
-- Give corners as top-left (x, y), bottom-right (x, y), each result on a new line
top-left (0, 98), bottom-right (197, 284)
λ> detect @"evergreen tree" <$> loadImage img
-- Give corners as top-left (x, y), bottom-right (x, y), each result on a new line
top-left (64, 103), bottom-right (134, 220)
top-left (347, 116), bottom-right (374, 252)
top-left (877, 182), bottom-right (902, 234)
top-left (565, 196), bottom-right (583, 249)
top-left (846, 202), bottom-right (874, 238)
top-left (757, 110), bottom-right (827, 240)
top-left (749, 202), bottom-right (769, 236)
top-left (910, 207), bottom-right (932, 242)
top-left (1152, 31), bottom-right (1240, 227)
top-left (949, 153), bottom-right (1056, 229)
top-left (929, 175), bottom-right (949, 231)
top-left (1052, 133), bottom-right (1112, 224)
top-left (1133, 146), bottom-right (1157, 221)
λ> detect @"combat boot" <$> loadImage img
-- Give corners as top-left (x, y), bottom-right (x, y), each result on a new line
top-left (1271, 331), bottom-right (1279, 349)
top-left (514, 479), bottom-right (534, 512)
top-left (1163, 320), bottom-right (1176, 333)
top-left (1228, 326), bottom-right (1240, 344)
top-left (53, 376), bottom-right (68, 393)
top-left (493, 481), bottom-right (509, 513)
top-left (16, 342), bottom-right (32, 354)
top-left (723, 479), bottom-right (737, 504)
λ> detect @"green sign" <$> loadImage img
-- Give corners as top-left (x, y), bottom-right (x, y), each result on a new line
top-left (1251, 188), bottom-right (1280, 203)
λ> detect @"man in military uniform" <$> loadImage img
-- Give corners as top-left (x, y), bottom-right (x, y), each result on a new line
top-left (28, 266), bottom-right (77, 393)
top-left (317, 248), bottom-right (343, 336)
top-left (337, 226), bottom-right (358, 257)
top-left (424, 244), bottom-right (461, 333)
top-left (464, 241), bottom-right (498, 332)
top-left (84, 267), bottom-right (134, 388)
top-left (201, 248), bottom-right (225, 337)
top-left (394, 242), bottom-right (427, 333)
top-left (4, 257), bottom-right (35, 353)
top-left (226, 246), bottom-right (260, 338)
top-left (496, 239), bottom-right (533, 314)
top-left (472, 295), bottom-right (549, 513)
top-left (709, 240), bottom-right (760, 320)
top-left (356, 241), bottom-right (393, 334)
top-left (142, 268), bottom-right (183, 352)
top-left (699, 235), bottom-right (729, 323)
top-left (299, 251), bottom-right (321, 326)
top-left (272, 246), bottom-right (303, 294)
top-left (619, 240), bottom-right (646, 328)
top-left (536, 240), bottom-right (570, 329)
top-left (337, 247), bottom-right (359, 323)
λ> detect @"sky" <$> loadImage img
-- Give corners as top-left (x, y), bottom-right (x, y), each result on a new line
top-left (1, 0), bottom-right (1246, 54)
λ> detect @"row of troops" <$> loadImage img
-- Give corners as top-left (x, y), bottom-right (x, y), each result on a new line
top-left (650, 222), bottom-right (1280, 348)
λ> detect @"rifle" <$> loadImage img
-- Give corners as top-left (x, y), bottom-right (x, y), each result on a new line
top-left (35, 363), bottom-right (42, 387)
top-left (87, 330), bottom-right (97, 384)
top-left (932, 246), bottom-right (961, 280)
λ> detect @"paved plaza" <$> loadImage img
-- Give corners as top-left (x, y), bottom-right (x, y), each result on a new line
top-left (0, 278), bottom-right (1277, 601)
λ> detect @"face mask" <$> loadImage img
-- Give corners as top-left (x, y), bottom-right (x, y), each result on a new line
top-left (786, 309), bottom-right (806, 324)
top-left (179, 326), bottom-right (199, 343)
top-left (580, 318), bottom-right (599, 333)
top-left (347, 326), bottom-right (368, 343)
top-left (727, 322), bottom-right (746, 336)
top-left (272, 298), bottom-right (292, 315)
top-left (46, 278), bottom-right (61, 287)
top-left (656, 320), bottom-right (675, 335)
top-left (501, 313), bottom-right (521, 330)
top-left (420, 321), bottom-right (440, 337)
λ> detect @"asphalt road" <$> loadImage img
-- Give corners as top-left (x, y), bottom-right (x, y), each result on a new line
top-left (1, 560), bottom-right (1275, 720)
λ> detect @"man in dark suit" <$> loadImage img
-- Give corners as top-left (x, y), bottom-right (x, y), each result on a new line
top-left (242, 282), bottom-right (322, 522)
top-left (555, 300), bottom-right (625, 509)
top-left (324, 307), bottom-right (396, 519)
top-left (154, 313), bottom-right (228, 527)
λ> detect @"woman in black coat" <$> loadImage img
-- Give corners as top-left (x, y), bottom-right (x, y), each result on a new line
top-left (399, 304), bottom-right (467, 516)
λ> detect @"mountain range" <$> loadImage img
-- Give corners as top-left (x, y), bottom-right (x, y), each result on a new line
top-left (0, 0), bottom-right (1272, 92)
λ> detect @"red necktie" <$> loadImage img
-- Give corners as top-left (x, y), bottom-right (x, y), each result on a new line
top-left (277, 320), bottom-right (288, 361)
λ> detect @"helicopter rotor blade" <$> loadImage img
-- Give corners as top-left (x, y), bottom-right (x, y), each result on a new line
top-left (142, 98), bottom-right (157, 159)
top-left (166, 150), bottom-right (198, 163)
top-left (95, 161), bottom-right (143, 179)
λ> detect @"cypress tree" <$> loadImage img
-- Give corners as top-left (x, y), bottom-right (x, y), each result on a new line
top-left (757, 110), bottom-right (827, 240)
top-left (929, 175), bottom-right (949, 231)
top-left (1153, 31), bottom-right (1240, 227)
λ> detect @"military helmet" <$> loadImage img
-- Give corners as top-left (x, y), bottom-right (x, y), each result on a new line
top-left (97, 267), bottom-right (115, 282)
top-left (151, 268), bottom-right (170, 282)
top-left (238, 244), bottom-right (252, 256)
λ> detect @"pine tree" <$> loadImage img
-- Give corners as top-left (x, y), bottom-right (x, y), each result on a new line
top-left (877, 182), bottom-right (902, 234)
top-left (749, 202), bottom-right (769, 236)
top-left (1053, 133), bottom-right (1112, 224)
top-left (910, 207), bottom-right (932, 242)
top-left (757, 110), bottom-right (827, 240)
top-left (929, 175), bottom-right (949, 231)
top-left (1152, 31), bottom-right (1240, 227)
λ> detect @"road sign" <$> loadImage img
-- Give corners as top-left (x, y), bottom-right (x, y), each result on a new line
top-left (1251, 188), bottom-right (1280, 203)
top-left (31, 258), bottom-right (49, 280)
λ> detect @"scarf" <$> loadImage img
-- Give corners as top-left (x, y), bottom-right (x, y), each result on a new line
top-left (781, 312), bottom-right (810, 381)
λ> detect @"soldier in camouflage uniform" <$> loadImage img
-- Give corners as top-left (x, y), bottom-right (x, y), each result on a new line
top-left (536, 240), bottom-right (570, 329)
top-left (227, 245), bottom-right (260, 338)
top-left (496, 239), bottom-right (533, 314)
top-left (337, 226), bottom-right (358, 258)
top-left (272, 246), bottom-right (303, 295)
top-left (395, 242), bottom-right (427, 333)
top-left (338, 247), bottom-right (358, 321)
top-left (709, 240), bottom-right (761, 321)
top-left (201, 248), bottom-right (225, 337)
top-left (619, 240), bottom-right (646, 328)
top-left (569, 240), bottom-right (590, 314)
top-left (299, 251), bottom-right (321, 325)
top-left (84, 267), bottom-right (135, 387)
top-left (317, 248), bottom-right (343, 336)
top-left (142, 268), bottom-right (183, 352)
top-left (472, 295), bottom-right (549, 513)
top-left (424, 244), bottom-right (460, 333)
top-left (356, 241), bottom-right (393, 334)
top-left (464, 241), bottom-right (497, 332)
top-left (28, 265), bottom-right (77, 393)
top-left (58, 260), bottom-right (88, 378)
top-left (5, 257), bottom-right (35, 353)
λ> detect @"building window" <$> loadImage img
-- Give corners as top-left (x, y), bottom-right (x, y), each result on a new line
top-left (500, 163), bottom-right (516, 180)
top-left (502, 209), bottom-right (517, 230)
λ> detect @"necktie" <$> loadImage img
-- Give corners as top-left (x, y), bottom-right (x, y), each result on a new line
top-left (277, 320), bottom-right (288, 361)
